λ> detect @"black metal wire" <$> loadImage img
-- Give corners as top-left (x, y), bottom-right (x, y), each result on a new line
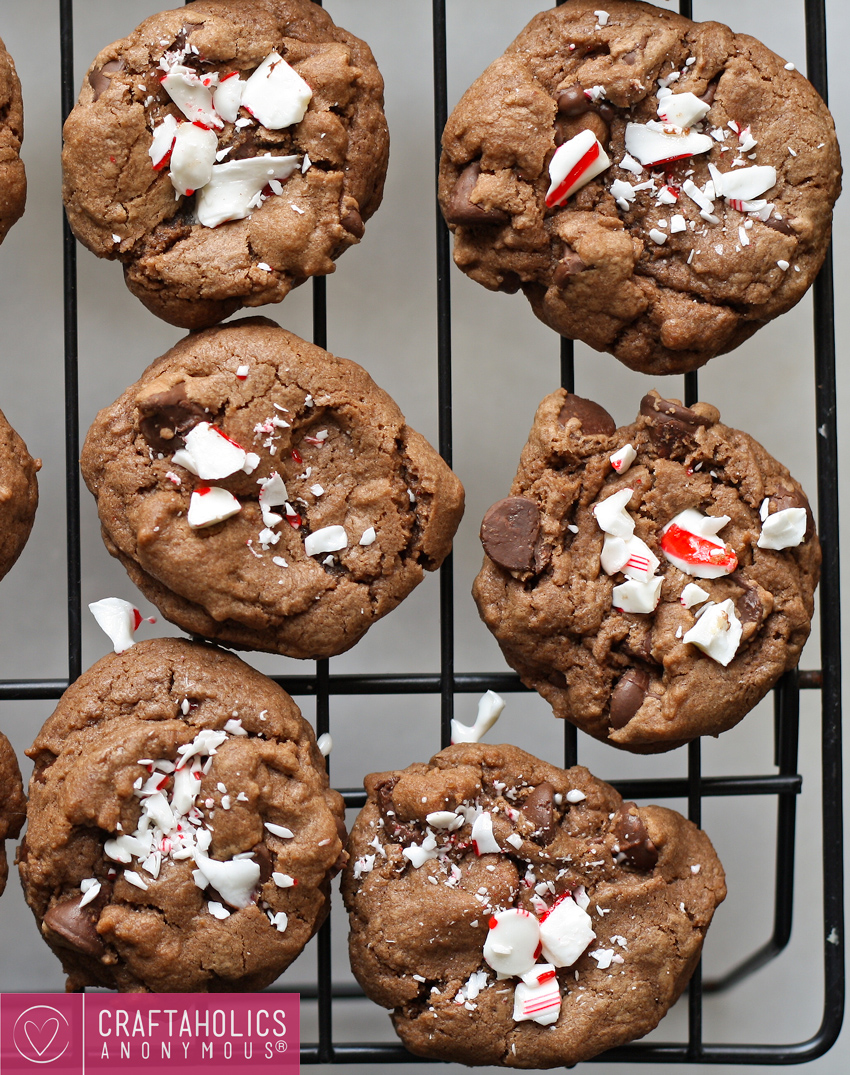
top-left (49, 0), bottom-right (843, 1066)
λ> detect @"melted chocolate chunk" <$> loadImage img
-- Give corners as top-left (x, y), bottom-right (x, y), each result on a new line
top-left (609, 668), bottom-right (649, 729)
top-left (736, 585), bottom-right (765, 627)
top-left (553, 247), bottom-right (587, 288)
top-left (44, 895), bottom-right (105, 957)
top-left (89, 59), bottom-right (125, 101)
top-left (497, 271), bottom-right (522, 294)
top-left (137, 383), bottom-right (208, 452)
top-left (521, 782), bottom-right (557, 845)
top-left (557, 393), bottom-right (616, 435)
top-left (770, 485), bottom-right (814, 537)
top-left (556, 85), bottom-right (614, 122)
top-left (341, 207), bottom-right (365, 239)
top-left (252, 843), bottom-right (273, 885)
top-left (762, 216), bottom-right (797, 236)
top-left (444, 162), bottom-right (510, 227)
top-left (480, 497), bottom-right (540, 573)
top-left (640, 393), bottom-right (712, 457)
top-left (611, 803), bottom-right (658, 870)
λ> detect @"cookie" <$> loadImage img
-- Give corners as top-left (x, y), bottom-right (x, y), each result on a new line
top-left (0, 731), bottom-right (25, 897)
top-left (62, 0), bottom-right (389, 329)
top-left (342, 742), bottom-right (726, 1068)
top-left (472, 390), bottom-right (820, 752)
top-left (80, 318), bottom-right (464, 660)
top-left (0, 406), bottom-right (40, 583)
top-left (0, 35), bottom-right (26, 245)
top-left (439, 0), bottom-right (841, 375)
top-left (18, 637), bottom-right (346, 993)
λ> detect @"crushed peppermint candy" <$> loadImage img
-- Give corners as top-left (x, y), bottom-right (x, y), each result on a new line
top-left (661, 509), bottom-right (737, 579)
top-left (304, 525), bottom-right (348, 557)
top-left (609, 444), bottom-right (637, 474)
top-left (547, 130), bottom-right (611, 207)
top-left (89, 598), bottom-right (156, 653)
top-left (451, 690), bottom-right (505, 744)
top-left (757, 503), bottom-right (807, 549)
top-left (187, 486), bottom-right (241, 529)
top-left (683, 598), bottom-right (742, 665)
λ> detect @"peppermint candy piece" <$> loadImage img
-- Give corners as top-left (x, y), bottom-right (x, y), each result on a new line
top-left (483, 908), bottom-right (541, 978)
top-left (193, 851), bottom-right (260, 909)
top-left (625, 122), bottom-right (713, 167)
top-left (612, 575), bottom-right (664, 614)
top-left (168, 122), bottom-right (218, 196)
top-left (713, 165), bottom-right (777, 203)
top-left (656, 91), bottom-right (710, 130)
top-left (513, 965), bottom-right (561, 1026)
top-left (213, 72), bottom-right (244, 124)
top-left (609, 444), bottom-right (637, 473)
top-left (680, 582), bottom-right (710, 608)
top-left (593, 487), bottom-right (635, 538)
top-left (682, 598), bottom-right (742, 665)
top-left (241, 52), bottom-right (313, 130)
top-left (471, 812), bottom-right (501, 855)
top-left (149, 114), bottom-right (179, 170)
top-left (661, 509), bottom-right (737, 579)
top-left (89, 597), bottom-right (154, 653)
top-left (258, 471), bottom-right (289, 527)
top-left (451, 689), bottom-right (505, 744)
top-left (195, 155), bottom-right (300, 228)
top-left (601, 533), bottom-right (659, 583)
top-left (304, 525), bottom-right (348, 557)
top-left (187, 487), bottom-right (242, 529)
top-left (539, 894), bottom-right (596, 967)
top-left (546, 129), bottom-right (611, 208)
top-left (757, 505), bottom-right (807, 550)
top-left (173, 422), bottom-right (250, 480)
top-left (161, 65), bottom-right (223, 129)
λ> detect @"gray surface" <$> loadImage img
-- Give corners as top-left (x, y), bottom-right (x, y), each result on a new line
top-left (0, 1), bottom-right (846, 1071)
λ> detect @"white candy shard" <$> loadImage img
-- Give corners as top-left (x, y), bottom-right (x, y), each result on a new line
top-left (612, 575), bottom-right (664, 614)
top-left (359, 526), bottom-right (377, 546)
top-left (168, 121), bottom-right (218, 195)
top-left (213, 72), bottom-right (244, 123)
top-left (661, 508), bottom-right (737, 579)
top-left (715, 165), bottom-right (777, 202)
top-left (195, 155), bottom-right (300, 227)
top-left (609, 444), bottom-right (637, 473)
top-left (124, 871), bottom-right (149, 891)
top-left (149, 113), bottom-right (179, 168)
top-left (172, 422), bottom-right (248, 480)
top-left (89, 597), bottom-right (148, 653)
top-left (426, 811), bottom-right (464, 830)
top-left (241, 52), bottom-right (312, 130)
top-left (270, 911), bottom-right (289, 933)
top-left (683, 598), bottom-right (742, 665)
top-left (547, 129), bottom-right (611, 206)
top-left (471, 812), bottom-right (501, 855)
top-left (656, 91), bottom-right (710, 129)
top-left (590, 948), bottom-right (615, 969)
top-left (513, 969), bottom-right (562, 1026)
top-left (162, 65), bottom-right (223, 129)
top-left (670, 213), bottom-right (687, 233)
top-left (273, 872), bottom-right (295, 888)
top-left (79, 880), bottom-right (102, 907)
top-left (257, 471), bottom-right (289, 527)
top-left (193, 851), bottom-right (260, 909)
top-left (265, 823), bottom-right (294, 839)
top-left (680, 582), bottom-right (710, 608)
top-left (625, 122), bottom-right (713, 167)
top-left (681, 178), bottom-right (715, 213)
top-left (601, 534), bottom-right (659, 583)
top-left (757, 507), bottom-right (807, 550)
top-left (208, 901), bottom-right (231, 920)
top-left (539, 896), bottom-right (596, 967)
top-left (304, 525), bottom-right (348, 557)
top-left (187, 486), bottom-right (241, 528)
top-left (610, 177), bottom-right (637, 210)
top-left (484, 908), bottom-right (541, 978)
top-left (451, 690), bottom-right (505, 744)
top-left (317, 733), bottom-right (332, 757)
top-left (403, 832), bottom-right (439, 869)
top-left (593, 487), bottom-right (635, 538)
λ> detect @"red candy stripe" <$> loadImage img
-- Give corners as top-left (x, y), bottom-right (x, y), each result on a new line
top-left (661, 524), bottom-right (738, 571)
top-left (546, 142), bottom-right (600, 208)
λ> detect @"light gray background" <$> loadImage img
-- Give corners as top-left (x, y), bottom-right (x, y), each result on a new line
top-left (0, 1), bottom-right (846, 1072)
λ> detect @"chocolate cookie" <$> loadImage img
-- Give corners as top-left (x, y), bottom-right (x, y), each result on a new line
top-left (0, 406), bottom-right (40, 583)
top-left (472, 390), bottom-right (820, 752)
top-left (18, 637), bottom-right (346, 993)
top-left (63, 0), bottom-right (389, 329)
top-left (343, 743), bottom-right (726, 1068)
top-left (439, 0), bottom-right (841, 375)
top-left (0, 732), bottom-right (25, 897)
top-left (0, 35), bottom-right (25, 245)
top-left (80, 318), bottom-right (464, 660)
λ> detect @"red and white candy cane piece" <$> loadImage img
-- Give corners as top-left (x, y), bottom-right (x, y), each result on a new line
top-left (656, 91), bottom-right (710, 130)
top-left (661, 508), bottom-right (738, 579)
top-left (240, 52), bottom-right (313, 131)
top-left (168, 122), bottom-right (218, 197)
top-left (149, 114), bottom-right (179, 170)
top-left (187, 487), bottom-right (242, 529)
top-left (471, 811), bottom-right (501, 855)
top-left (714, 164), bottom-right (777, 203)
top-left (513, 966), bottom-right (562, 1026)
top-left (162, 65), bottom-right (223, 129)
top-left (624, 122), bottom-right (713, 168)
top-left (172, 422), bottom-right (250, 480)
top-left (483, 908), bottom-right (541, 978)
top-left (546, 129), bottom-right (611, 208)
top-left (89, 597), bottom-right (155, 653)
top-left (213, 71), bottom-right (244, 124)
top-left (609, 444), bottom-right (637, 474)
top-left (538, 893), bottom-right (596, 967)
top-left (601, 533), bottom-right (659, 583)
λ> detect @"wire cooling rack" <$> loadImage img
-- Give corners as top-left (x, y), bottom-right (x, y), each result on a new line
top-left (0, 0), bottom-right (840, 1066)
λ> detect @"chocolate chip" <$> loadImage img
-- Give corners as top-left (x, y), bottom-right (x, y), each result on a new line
top-left (769, 485), bottom-right (813, 536)
top-left (609, 668), bottom-right (649, 729)
top-left (762, 216), bottom-right (797, 236)
top-left (341, 207), bottom-right (365, 238)
top-left (137, 382), bottom-right (208, 452)
top-left (640, 393), bottom-right (711, 457)
top-left (553, 247), bottom-right (587, 288)
top-left (374, 776), bottom-right (399, 817)
top-left (736, 585), bottom-right (765, 627)
top-left (89, 59), bottom-right (125, 101)
top-left (44, 895), bottom-right (105, 957)
top-left (444, 162), bottom-right (510, 226)
top-left (611, 803), bottom-right (658, 870)
top-left (252, 843), bottom-right (273, 885)
top-left (557, 393), bottom-right (616, 435)
top-left (496, 271), bottom-right (522, 294)
top-left (480, 497), bottom-right (539, 573)
top-left (557, 85), bottom-right (591, 116)
top-left (521, 782), bottom-right (557, 845)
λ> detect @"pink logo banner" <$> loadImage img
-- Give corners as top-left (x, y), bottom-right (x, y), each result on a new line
top-left (0, 994), bottom-right (299, 1074)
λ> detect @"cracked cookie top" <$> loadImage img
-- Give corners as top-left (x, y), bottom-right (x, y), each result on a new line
top-left (472, 389), bottom-right (820, 752)
top-left (19, 637), bottom-right (345, 993)
top-left (0, 34), bottom-right (26, 245)
top-left (62, 0), bottom-right (389, 329)
top-left (0, 732), bottom-right (25, 897)
top-left (439, 0), bottom-right (841, 374)
top-left (0, 404), bottom-right (40, 585)
top-left (343, 743), bottom-right (725, 1068)
top-left (80, 318), bottom-right (464, 659)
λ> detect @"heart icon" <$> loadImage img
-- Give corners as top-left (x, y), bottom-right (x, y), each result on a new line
top-left (24, 1018), bottom-right (60, 1057)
